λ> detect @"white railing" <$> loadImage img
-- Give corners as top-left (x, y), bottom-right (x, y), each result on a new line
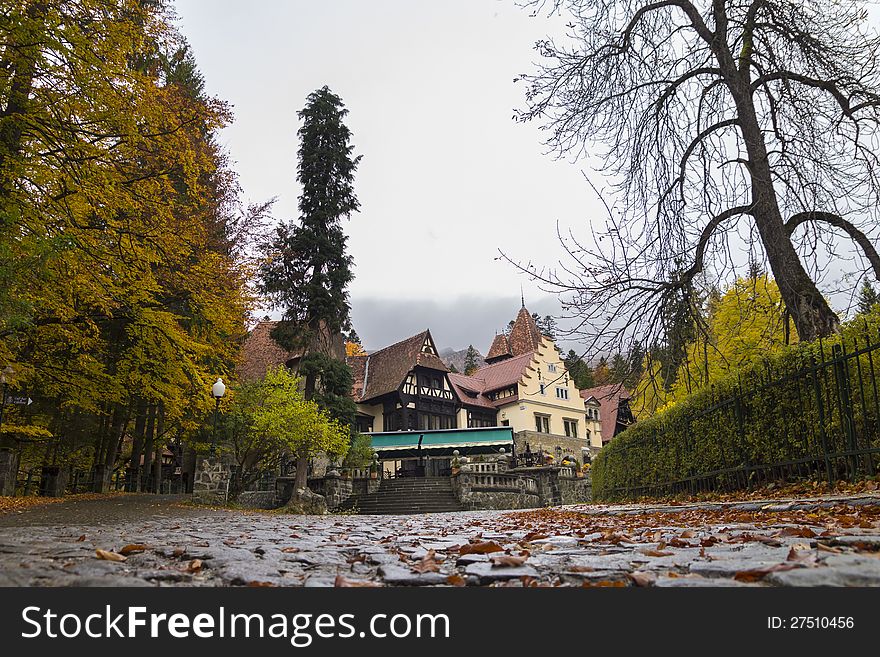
top-left (464, 472), bottom-right (538, 493)
top-left (461, 461), bottom-right (503, 474)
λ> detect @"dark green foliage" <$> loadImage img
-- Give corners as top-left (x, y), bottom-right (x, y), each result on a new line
top-left (298, 352), bottom-right (356, 430)
top-left (260, 85), bottom-right (360, 352)
top-left (651, 279), bottom-right (700, 390)
top-left (342, 433), bottom-right (374, 469)
top-left (593, 310), bottom-right (880, 502)
top-left (857, 280), bottom-right (879, 316)
top-left (463, 345), bottom-right (479, 376)
top-left (532, 313), bottom-right (557, 339)
top-left (564, 349), bottom-right (595, 389)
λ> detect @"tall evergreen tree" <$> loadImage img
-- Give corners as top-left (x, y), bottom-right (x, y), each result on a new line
top-left (463, 345), bottom-right (479, 376)
top-left (564, 349), bottom-right (594, 389)
top-left (259, 85), bottom-right (361, 490)
top-left (857, 280), bottom-right (879, 316)
top-left (533, 313), bottom-right (558, 339)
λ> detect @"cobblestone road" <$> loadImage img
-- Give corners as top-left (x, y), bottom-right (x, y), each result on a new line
top-left (1, 494), bottom-right (879, 587)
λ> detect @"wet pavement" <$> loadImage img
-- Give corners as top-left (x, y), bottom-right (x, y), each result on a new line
top-left (1, 494), bottom-right (879, 587)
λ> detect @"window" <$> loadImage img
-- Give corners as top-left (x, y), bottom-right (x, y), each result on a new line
top-left (539, 383), bottom-right (546, 395)
top-left (564, 419), bottom-right (578, 438)
top-left (556, 387), bottom-right (569, 400)
top-left (548, 363), bottom-right (557, 373)
top-left (535, 415), bottom-right (550, 433)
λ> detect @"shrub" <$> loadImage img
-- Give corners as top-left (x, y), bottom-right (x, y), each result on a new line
top-left (593, 311), bottom-right (880, 501)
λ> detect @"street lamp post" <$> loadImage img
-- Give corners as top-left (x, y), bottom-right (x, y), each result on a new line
top-left (209, 377), bottom-right (226, 457)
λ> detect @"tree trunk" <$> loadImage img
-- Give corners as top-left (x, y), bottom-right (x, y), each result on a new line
top-left (104, 404), bottom-right (130, 473)
top-left (152, 403), bottom-right (164, 493)
top-left (128, 399), bottom-right (147, 492)
top-left (0, 3), bottom-right (41, 195)
top-left (140, 404), bottom-right (156, 493)
top-left (724, 66), bottom-right (840, 341)
top-left (293, 453), bottom-right (309, 492)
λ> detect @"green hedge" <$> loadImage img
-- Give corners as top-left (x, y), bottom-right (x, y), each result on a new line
top-left (592, 313), bottom-right (880, 501)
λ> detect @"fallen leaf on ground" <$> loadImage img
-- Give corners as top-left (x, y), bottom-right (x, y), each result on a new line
top-left (76, 535), bottom-right (86, 542)
top-left (817, 543), bottom-right (844, 554)
top-left (446, 574), bottom-right (467, 587)
top-left (639, 548), bottom-right (673, 557)
top-left (119, 544), bottom-right (148, 556)
top-left (247, 581), bottom-right (276, 587)
top-left (776, 527), bottom-right (817, 538)
top-left (490, 555), bottom-right (528, 568)
top-left (581, 580), bottom-right (627, 588)
top-left (281, 547), bottom-right (300, 553)
top-left (184, 559), bottom-right (203, 573)
top-left (410, 550), bottom-right (441, 573)
top-left (734, 563), bottom-right (800, 582)
top-left (459, 541), bottom-right (504, 555)
top-left (786, 548), bottom-right (819, 565)
top-left (334, 575), bottom-right (381, 587)
top-left (629, 571), bottom-right (656, 587)
top-left (95, 549), bottom-right (126, 562)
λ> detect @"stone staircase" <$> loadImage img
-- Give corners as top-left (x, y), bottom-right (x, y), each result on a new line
top-left (338, 477), bottom-right (463, 515)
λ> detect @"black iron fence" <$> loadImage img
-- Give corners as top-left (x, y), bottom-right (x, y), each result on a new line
top-left (595, 325), bottom-right (880, 500)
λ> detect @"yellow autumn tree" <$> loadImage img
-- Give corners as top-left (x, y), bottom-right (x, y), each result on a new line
top-left (0, 1), bottom-right (256, 492)
top-left (633, 275), bottom-right (797, 416)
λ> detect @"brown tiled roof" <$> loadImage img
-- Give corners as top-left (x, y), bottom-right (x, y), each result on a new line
top-left (358, 330), bottom-right (449, 402)
top-left (485, 333), bottom-right (512, 362)
top-left (508, 307), bottom-right (543, 356)
top-left (237, 321), bottom-right (304, 382)
top-left (580, 383), bottom-right (633, 443)
top-left (448, 373), bottom-right (495, 409)
top-left (347, 354), bottom-right (368, 400)
top-left (476, 352), bottom-right (534, 393)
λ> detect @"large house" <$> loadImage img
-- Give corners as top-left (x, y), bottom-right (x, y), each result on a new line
top-left (238, 305), bottom-right (632, 477)
top-left (345, 306), bottom-right (612, 474)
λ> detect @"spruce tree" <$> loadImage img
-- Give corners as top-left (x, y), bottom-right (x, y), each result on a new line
top-left (463, 345), bottom-right (479, 376)
top-left (857, 280), bottom-right (879, 316)
top-left (259, 85), bottom-right (361, 490)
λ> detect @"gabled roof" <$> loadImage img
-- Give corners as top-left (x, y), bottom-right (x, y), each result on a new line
top-left (356, 330), bottom-right (449, 402)
top-left (448, 373), bottom-right (495, 409)
top-left (580, 383), bottom-right (633, 443)
top-left (237, 321), bottom-right (304, 382)
top-left (485, 333), bottom-right (512, 362)
top-left (475, 352), bottom-right (534, 393)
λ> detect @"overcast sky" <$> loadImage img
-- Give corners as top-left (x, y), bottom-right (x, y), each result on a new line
top-left (174, 0), bottom-right (600, 352)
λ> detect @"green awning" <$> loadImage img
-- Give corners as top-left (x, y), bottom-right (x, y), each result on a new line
top-left (367, 427), bottom-right (514, 452)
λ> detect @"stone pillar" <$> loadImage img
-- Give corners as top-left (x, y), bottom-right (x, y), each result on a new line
top-left (39, 465), bottom-right (69, 497)
top-left (320, 471), bottom-right (354, 510)
top-left (0, 449), bottom-right (20, 496)
top-left (192, 457), bottom-right (232, 505)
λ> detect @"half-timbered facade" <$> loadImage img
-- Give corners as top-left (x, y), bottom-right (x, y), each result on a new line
top-left (348, 330), bottom-right (459, 434)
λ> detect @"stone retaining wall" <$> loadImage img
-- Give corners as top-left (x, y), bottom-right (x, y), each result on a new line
top-left (236, 490), bottom-right (277, 509)
top-left (192, 458), bottom-right (231, 505)
top-left (559, 476), bottom-right (592, 504)
top-left (452, 467), bottom-right (592, 510)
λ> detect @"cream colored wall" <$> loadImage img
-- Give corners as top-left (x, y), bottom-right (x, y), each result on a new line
top-left (355, 402), bottom-right (383, 432)
top-left (584, 405), bottom-right (603, 448)
top-left (497, 337), bottom-right (590, 445)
